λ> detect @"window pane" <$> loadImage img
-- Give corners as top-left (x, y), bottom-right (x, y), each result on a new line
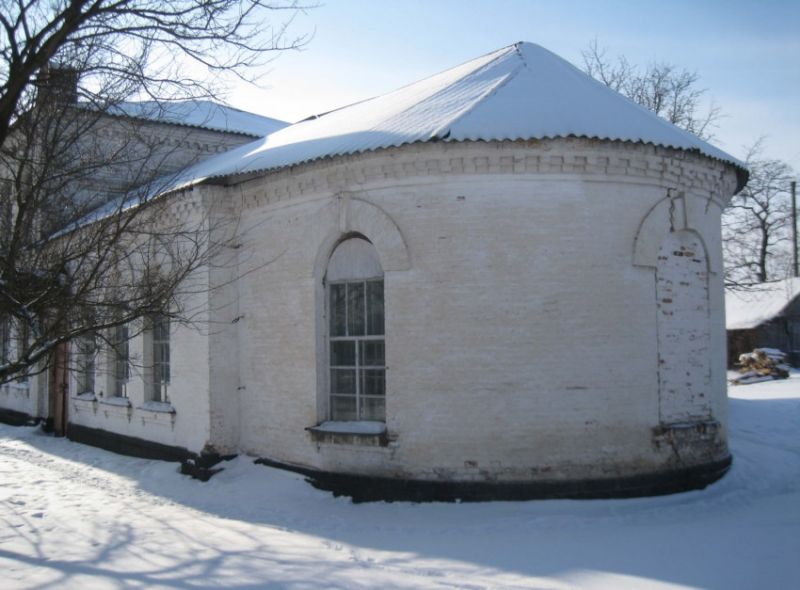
top-left (0, 318), bottom-right (9, 363)
top-left (330, 368), bottom-right (356, 394)
top-left (115, 325), bottom-right (130, 379)
top-left (367, 280), bottom-right (384, 336)
top-left (153, 342), bottom-right (169, 383)
top-left (115, 324), bottom-right (128, 354)
top-left (153, 315), bottom-right (170, 387)
top-left (329, 283), bottom-right (346, 337)
top-left (77, 337), bottom-right (95, 367)
top-left (150, 315), bottom-right (170, 402)
top-left (361, 397), bottom-right (385, 421)
top-left (77, 335), bottom-right (96, 393)
top-left (153, 381), bottom-right (165, 403)
top-left (114, 324), bottom-right (129, 396)
top-left (331, 395), bottom-right (357, 421)
top-left (330, 341), bottom-right (356, 366)
top-left (154, 317), bottom-right (163, 340)
top-left (361, 369), bottom-right (385, 396)
top-left (154, 359), bottom-right (163, 386)
top-left (162, 345), bottom-right (170, 382)
top-left (360, 341), bottom-right (384, 367)
top-left (347, 282), bottom-right (365, 336)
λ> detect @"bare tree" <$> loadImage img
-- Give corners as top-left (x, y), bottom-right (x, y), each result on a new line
top-left (582, 39), bottom-right (721, 141)
top-left (580, 41), bottom-right (800, 287)
top-left (722, 140), bottom-right (796, 287)
top-left (0, 1), bottom-right (309, 385)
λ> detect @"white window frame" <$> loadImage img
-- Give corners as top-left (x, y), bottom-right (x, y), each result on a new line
top-left (328, 279), bottom-right (385, 421)
top-left (325, 237), bottom-right (385, 422)
top-left (75, 333), bottom-right (96, 395)
top-left (12, 319), bottom-right (30, 385)
top-left (147, 314), bottom-right (170, 403)
top-left (111, 323), bottom-right (130, 398)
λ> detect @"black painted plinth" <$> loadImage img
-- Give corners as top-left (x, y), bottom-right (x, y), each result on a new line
top-left (255, 455), bottom-right (732, 503)
top-left (66, 424), bottom-right (234, 481)
top-left (0, 408), bottom-right (39, 427)
top-left (67, 423), bottom-right (193, 462)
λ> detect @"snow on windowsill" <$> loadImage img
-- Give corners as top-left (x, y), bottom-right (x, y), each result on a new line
top-left (72, 392), bottom-right (97, 401)
top-left (309, 421), bottom-right (386, 435)
top-left (100, 396), bottom-right (131, 408)
top-left (137, 401), bottom-right (176, 414)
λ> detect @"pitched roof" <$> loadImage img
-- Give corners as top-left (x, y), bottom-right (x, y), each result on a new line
top-left (164, 42), bottom-right (748, 192)
top-left (726, 278), bottom-right (800, 330)
top-left (107, 100), bottom-right (287, 138)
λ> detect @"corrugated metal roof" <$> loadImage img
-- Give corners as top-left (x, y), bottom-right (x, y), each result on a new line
top-left (163, 42), bottom-right (748, 192)
top-left (108, 100), bottom-right (287, 137)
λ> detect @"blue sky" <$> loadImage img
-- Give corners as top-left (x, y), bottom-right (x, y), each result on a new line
top-left (226, 0), bottom-right (799, 171)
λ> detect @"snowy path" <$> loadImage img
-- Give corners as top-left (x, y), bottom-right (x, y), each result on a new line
top-left (1, 377), bottom-right (799, 589)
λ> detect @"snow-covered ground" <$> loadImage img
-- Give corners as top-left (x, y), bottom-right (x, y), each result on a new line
top-left (1, 377), bottom-right (799, 590)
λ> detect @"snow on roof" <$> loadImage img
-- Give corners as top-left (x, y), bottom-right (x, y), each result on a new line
top-left (726, 278), bottom-right (800, 330)
top-left (163, 41), bottom-right (746, 194)
top-left (107, 100), bottom-right (287, 137)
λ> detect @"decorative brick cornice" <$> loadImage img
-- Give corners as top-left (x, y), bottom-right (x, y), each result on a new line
top-left (227, 139), bottom-right (740, 211)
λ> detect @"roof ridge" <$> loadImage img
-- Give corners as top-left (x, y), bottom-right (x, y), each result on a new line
top-left (297, 44), bottom-right (518, 126)
top-left (386, 45), bottom-right (519, 142)
top-left (428, 55), bottom-right (525, 141)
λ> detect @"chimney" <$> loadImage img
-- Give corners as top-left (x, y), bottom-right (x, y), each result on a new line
top-left (36, 64), bottom-right (80, 105)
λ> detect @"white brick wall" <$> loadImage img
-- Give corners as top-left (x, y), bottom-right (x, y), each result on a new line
top-left (224, 139), bottom-right (738, 482)
top-left (4, 138), bottom-right (738, 482)
top-left (36, 195), bottom-right (214, 454)
top-left (0, 381), bottom-right (37, 416)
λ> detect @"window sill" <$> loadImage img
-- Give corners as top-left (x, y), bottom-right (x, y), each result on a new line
top-left (100, 396), bottom-right (131, 408)
top-left (307, 421), bottom-right (388, 447)
top-left (137, 401), bottom-right (176, 414)
top-left (72, 392), bottom-right (97, 402)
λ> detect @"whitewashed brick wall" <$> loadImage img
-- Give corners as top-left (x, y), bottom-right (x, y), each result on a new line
top-left (4, 138), bottom-right (739, 481)
top-left (56, 195), bottom-right (214, 453)
top-left (226, 138), bottom-right (737, 482)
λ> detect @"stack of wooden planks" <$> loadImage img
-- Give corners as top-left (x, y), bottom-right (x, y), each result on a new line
top-left (731, 348), bottom-right (791, 384)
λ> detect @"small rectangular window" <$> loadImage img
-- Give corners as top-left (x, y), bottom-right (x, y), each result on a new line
top-left (113, 324), bottom-right (130, 397)
top-left (14, 320), bottom-right (30, 384)
top-left (76, 334), bottom-right (96, 394)
top-left (151, 315), bottom-right (170, 402)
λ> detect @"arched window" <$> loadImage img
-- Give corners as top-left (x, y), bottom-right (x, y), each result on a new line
top-left (326, 237), bottom-right (385, 422)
